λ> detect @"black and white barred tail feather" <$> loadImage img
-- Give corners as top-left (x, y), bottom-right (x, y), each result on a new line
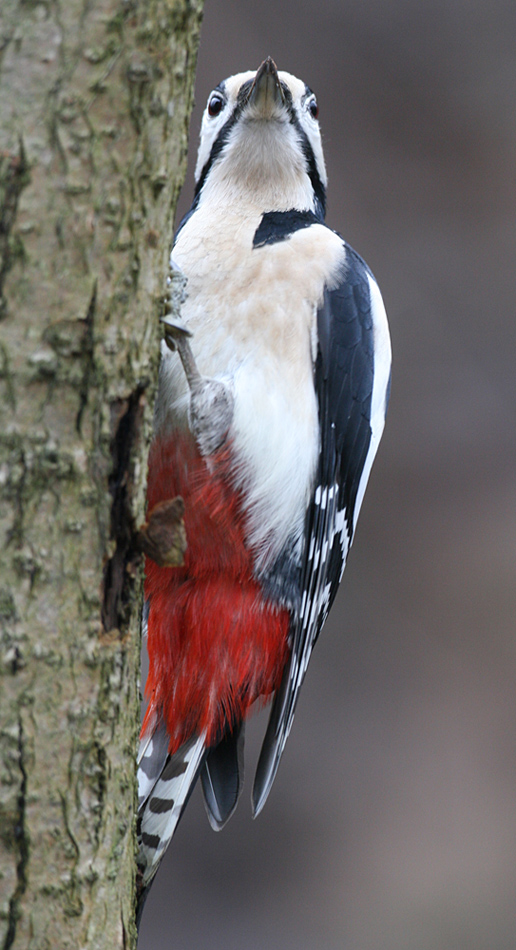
top-left (137, 729), bottom-right (207, 895)
top-left (137, 721), bottom-right (246, 908)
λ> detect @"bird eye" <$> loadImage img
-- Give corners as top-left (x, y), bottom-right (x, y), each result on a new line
top-left (309, 98), bottom-right (319, 119)
top-left (208, 94), bottom-right (224, 118)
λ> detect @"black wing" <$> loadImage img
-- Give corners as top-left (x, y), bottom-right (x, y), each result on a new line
top-left (253, 241), bottom-right (388, 814)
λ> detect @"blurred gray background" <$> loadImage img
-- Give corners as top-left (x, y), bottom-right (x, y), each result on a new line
top-left (139, 1), bottom-right (516, 947)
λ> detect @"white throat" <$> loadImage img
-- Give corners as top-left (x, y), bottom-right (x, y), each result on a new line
top-left (199, 118), bottom-right (316, 213)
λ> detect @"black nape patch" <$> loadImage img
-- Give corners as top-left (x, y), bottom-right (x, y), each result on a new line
top-left (253, 209), bottom-right (321, 248)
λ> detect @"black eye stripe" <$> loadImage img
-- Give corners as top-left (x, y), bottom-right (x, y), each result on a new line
top-left (280, 82), bottom-right (293, 109)
top-left (288, 113), bottom-right (326, 219)
top-left (192, 101), bottom-right (245, 203)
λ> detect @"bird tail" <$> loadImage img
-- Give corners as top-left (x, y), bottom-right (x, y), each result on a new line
top-left (136, 726), bottom-right (207, 907)
top-left (201, 721), bottom-right (245, 830)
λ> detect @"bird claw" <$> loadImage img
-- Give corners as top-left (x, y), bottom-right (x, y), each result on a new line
top-left (161, 315), bottom-right (193, 353)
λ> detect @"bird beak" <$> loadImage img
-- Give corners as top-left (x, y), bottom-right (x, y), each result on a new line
top-left (246, 57), bottom-right (285, 114)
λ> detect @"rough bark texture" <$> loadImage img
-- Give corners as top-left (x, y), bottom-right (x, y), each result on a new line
top-left (0, 1), bottom-right (203, 947)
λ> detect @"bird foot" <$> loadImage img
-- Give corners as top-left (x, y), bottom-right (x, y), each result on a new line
top-left (161, 316), bottom-right (234, 456)
top-left (136, 497), bottom-right (187, 568)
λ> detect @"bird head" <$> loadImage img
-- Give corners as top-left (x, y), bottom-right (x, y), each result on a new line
top-left (193, 58), bottom-right (327, 218)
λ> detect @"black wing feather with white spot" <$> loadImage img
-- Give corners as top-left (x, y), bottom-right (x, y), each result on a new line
top-left (253, 242), bottom-right (378, 814)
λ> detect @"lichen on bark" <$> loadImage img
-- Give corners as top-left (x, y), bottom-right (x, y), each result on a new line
top-left (0, 1), bottom-right (204, 947)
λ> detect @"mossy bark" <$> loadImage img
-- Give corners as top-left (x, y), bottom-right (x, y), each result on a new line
top-left (0, 1), bottom-right (203, 947)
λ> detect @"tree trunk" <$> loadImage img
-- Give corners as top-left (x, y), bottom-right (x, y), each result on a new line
top-left (0, 1), bottom-right (203, 947)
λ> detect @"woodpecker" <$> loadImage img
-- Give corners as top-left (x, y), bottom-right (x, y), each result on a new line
top-left (137, 58), bottom-right (391, 899)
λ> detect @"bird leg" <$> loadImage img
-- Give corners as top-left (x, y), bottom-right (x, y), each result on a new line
top-left (162, 315), bottom-right (234, 456)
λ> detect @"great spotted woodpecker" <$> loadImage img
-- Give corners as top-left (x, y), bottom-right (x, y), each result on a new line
top-left (137, 58), bottom-right (391, 899)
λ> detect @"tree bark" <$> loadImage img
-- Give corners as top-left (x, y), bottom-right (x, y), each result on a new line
top-left (0, 1), bottom-right (203, 947)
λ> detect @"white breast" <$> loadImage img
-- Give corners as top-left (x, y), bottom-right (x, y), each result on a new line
top-left (155, 204), bottom-right (346, 571)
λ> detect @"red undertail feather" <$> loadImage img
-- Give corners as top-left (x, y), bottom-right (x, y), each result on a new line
top-left (143, 432), bottom-right (290, 754)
